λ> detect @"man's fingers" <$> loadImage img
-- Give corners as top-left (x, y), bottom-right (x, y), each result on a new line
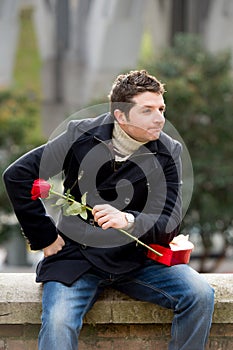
top-left (92, 204), bottom-right (128, 229)
top-left (43, 235), bottom-right (65, 257)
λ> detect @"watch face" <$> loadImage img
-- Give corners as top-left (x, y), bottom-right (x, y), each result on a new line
top-left (126, 213), bottom-right (135, 223)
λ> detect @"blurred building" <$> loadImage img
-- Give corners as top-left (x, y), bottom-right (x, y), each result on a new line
top-left (0, 0), bottom-right (233, 133)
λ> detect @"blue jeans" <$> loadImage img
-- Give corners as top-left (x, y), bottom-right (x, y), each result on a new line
top-left (38, 261), bottom-right (214, 350)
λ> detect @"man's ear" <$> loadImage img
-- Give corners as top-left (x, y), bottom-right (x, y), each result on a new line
top-left (114, 109), bottom-right (127, 124)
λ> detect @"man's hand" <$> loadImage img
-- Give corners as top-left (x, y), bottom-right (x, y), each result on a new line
top-left (43, 234), bottom-right (65, 257)
top-left (92, 204), bottom-right (128, 230)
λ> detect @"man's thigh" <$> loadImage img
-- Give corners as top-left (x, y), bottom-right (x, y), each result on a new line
top-left (115, 261), bottom-right (210, 310)
top-left (41, 272), bottom-right (104, 321)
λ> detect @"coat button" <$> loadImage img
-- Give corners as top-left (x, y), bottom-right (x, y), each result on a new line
top-left (89, 218), bottom-right (95, 225)
top-left (124, 197), bottom-right (130, 205)
top-left (81, 244), bottom-right (87, 249)
top-left (146, 182), bottom-right (151, 193)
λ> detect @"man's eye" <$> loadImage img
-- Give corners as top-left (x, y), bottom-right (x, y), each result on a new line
top-left (143, 109), bottom-right (151, 113)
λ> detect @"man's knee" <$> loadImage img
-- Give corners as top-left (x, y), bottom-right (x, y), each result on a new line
top-left (183, 276), bottom-right (215, 313)
top-left (42, 301), bottom-right (82, 333)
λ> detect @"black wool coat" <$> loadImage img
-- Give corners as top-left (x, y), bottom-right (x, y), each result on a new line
top-left (3, 113), bottom-right (182, 285)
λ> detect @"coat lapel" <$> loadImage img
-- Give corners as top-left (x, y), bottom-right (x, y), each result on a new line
top-left (66, 113), bottom-right (170, 191)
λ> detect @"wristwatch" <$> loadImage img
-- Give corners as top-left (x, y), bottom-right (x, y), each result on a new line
top-left (124, 213), bottom-right (135, 230)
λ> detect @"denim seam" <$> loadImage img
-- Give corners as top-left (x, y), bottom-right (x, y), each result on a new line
top-left (78, 281), bottom-right (103, 329)
top-left (126, 278), bottom-right (178, 304)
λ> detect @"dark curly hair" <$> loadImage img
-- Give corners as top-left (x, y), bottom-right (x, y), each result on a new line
top-left (108, 70), bottom-right (165, 117)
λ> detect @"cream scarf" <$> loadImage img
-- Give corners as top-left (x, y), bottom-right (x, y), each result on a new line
top-left (112, 121), bottom-right (146, 161)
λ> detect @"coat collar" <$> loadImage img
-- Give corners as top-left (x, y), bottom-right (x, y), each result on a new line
top-left (75, 112), bottom-right (172, 158)
top-left (90, 113), bottom-right (172, 157)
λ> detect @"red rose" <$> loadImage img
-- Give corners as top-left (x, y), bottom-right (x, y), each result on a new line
top-left (31, 179), bottom-right (51, 200)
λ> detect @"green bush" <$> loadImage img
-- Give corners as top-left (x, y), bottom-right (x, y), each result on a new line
top-left (0, 6), bottom-right (43, 246)
top-left (0, 90), bottom-right (44, 242)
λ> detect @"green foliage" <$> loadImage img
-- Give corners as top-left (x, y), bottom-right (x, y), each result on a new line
top-left (0, 90), bottom-right (44, 242)
top-left (0, 6), bottom-right (43, 244)
top-left (14, 7), bottom-right (42, 96)
top-left (140, 34), bottom-right (233, 233)
top-left (0, 91), bottom-right (40, 147)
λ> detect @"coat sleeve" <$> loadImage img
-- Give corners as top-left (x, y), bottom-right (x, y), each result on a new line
top-left (2, 121), bottom-right (78, 250)
top-left (131, 140), bottom-right (183, 246)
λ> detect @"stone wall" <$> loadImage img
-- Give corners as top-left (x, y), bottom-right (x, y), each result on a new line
top-left (0, 273), bottom-right (233, 349)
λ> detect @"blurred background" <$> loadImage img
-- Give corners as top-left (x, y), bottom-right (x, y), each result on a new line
top-left (0, 0), bottom-right (232, 273)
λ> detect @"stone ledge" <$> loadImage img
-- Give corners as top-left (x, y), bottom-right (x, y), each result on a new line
top-left (0, 273), bottom-right (232, 325)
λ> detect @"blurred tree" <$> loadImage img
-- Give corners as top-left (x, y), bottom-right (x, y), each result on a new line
top-left (140, 34), bottom-right (233, 256)
top-left (0, 6), bottom-right (44, 247)
top-left (0, 90), bottom-right (44, 243)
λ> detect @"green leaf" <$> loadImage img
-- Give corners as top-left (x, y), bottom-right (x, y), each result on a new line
top-left (64, 202), bottom-right (82, 216)
top-left (64, 189), bottom-right (75, 201)
top-left (55, 198), bottom-right (67, 206)
top-left (80, 208), bottom-right (88, 220)
top-left (81, 192), bottom-right (87, 206)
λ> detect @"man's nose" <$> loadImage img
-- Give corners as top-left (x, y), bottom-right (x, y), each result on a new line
top-left (153, 111), bottom-right (165, 124)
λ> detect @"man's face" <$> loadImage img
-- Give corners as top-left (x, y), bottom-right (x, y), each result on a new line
top-left (114, 92), bottom-right (166, 142)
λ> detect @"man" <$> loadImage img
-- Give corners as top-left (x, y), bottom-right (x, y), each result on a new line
top-left (3, 70), bottom-right (214, 350)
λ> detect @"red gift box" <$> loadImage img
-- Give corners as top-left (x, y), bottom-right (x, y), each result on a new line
top-left (147, 235), bottom-right (194, 266)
